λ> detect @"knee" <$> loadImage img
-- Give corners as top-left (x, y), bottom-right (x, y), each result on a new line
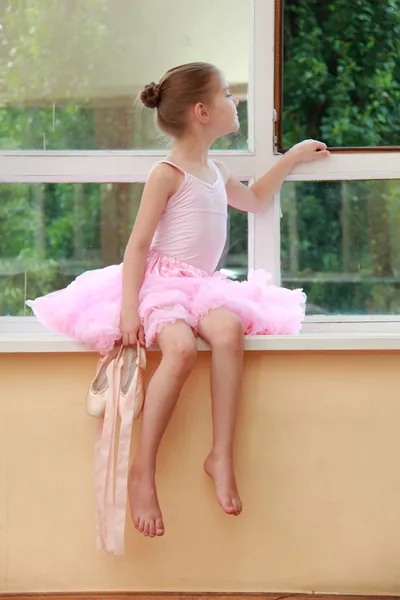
top-left (163, 337), bottom-right (198, 372)
top-left (210, 312), bottom-right (244, 351)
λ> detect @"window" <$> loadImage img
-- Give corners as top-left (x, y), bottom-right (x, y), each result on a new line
top-left (2, 0), bottom-right (400, 339)
top-left (0, 183), bottom-right (248, 315)
top-left (0, 0), bottom-right (249, 150)
top-left (281, 180), bottom-right (400, 315)
top-left (277, 0), bottom-right (400, 151)
top-left (274, 0), bottom-right (400, 332)
top-left (220, 211), bottom-right (249, 282)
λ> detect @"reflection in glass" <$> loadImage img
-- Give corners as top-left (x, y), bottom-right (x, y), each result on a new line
top-left (0, 183), bottom-right (248, 315)
top-left (0, 0), bottom-right (249, 150)
top-left (281, 180), bottom-right (400, 315)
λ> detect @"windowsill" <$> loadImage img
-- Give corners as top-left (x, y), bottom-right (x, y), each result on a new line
top-left (2, 317), bottom-right (400, 352)
top-left (2, 330), bottom-right (400, 353)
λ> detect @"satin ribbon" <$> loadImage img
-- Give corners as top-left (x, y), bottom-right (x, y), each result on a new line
top-left (94, 345), bottom-right (145, 555)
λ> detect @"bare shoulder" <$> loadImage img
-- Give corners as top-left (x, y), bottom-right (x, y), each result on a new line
top-left (213, 160), bottom-right (230, 184)
top-left (147, 161), bottom-right (184, 197)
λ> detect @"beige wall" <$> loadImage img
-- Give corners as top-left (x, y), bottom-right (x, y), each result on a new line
top-left (1, 351), bottom-right (400, 594)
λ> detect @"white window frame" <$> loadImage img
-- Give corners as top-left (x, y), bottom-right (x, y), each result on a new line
top-left (0, 0), bottom-right (400, 336)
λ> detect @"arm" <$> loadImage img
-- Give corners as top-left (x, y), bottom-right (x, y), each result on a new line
top-left (120, 163), bottom-right (181, 345)
top-left (216, 139), bottom-right (330, 214)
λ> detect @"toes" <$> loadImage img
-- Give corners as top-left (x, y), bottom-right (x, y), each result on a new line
top-left (155, 517), bottom-right (165, 536)
top-left (138, 518), bottom-right (145, 533)
top-left (232, 497), bottom-right (242, 516)
top-left (225, 503), bottom-right (236, 515)
top-left (220, 495), bottom-right (242, 515)
top-left (221, 496), bottom-right (236, 514)
top-left (133, 516), bottom-right (161, 537)
top-left (149, 519), bottom-right (156, 538)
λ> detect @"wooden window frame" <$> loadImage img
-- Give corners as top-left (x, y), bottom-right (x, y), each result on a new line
top-left (273, 0), bottom-right (400, 155)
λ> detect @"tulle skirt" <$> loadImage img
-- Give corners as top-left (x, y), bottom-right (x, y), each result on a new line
top-left (26, 250), bottom-right (306, 355)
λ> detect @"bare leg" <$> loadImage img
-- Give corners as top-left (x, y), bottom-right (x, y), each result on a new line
top-left (197, 308), bottom-right (244, 516)
top-left (128, 321), bottom-right (197, 537)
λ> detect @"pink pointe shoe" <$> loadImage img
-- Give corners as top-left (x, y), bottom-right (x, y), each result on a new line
top-left (86, 345), bottom-right (120, 417)
top-left (119, 344), bottom-right (147, 420)
top-left (87, 343), bottom-right (146, 419)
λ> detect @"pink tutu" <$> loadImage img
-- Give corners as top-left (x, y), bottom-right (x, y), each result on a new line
top-left (26, 250), bottom-right (306, 355)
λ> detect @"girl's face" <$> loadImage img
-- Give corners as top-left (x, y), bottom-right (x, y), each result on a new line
top-left (207, 73), bottom-right (240, 139)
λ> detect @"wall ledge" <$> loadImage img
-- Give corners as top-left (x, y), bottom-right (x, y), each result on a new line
top-left (2, 331), bottom-right (400, 353)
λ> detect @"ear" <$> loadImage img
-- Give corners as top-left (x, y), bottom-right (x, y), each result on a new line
top-left (193, 102), bottom-right (210, 124)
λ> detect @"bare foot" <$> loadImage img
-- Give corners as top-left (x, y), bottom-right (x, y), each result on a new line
top-left (204, 453), bottom-right (242, 516)
top-left (128, 462), bottom-right (165, 537)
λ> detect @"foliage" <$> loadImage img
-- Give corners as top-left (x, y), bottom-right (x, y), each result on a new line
top-left (280, 0), bottom-right (400, 313)
top-left (283, 0), bottom-right (400, 147)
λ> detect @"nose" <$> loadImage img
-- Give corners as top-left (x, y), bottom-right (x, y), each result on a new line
top-left (233, 96), bottom-right (239, 107)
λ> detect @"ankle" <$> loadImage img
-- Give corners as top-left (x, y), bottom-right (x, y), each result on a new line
top-left (208, 448), bottom-right (234, 463)
top-left (130, 457), bottom-right (156, 479)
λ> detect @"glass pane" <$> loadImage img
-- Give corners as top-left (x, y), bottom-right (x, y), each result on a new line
top-left (1, 182), bottom-right (143, 316)
top-left (281, 180), bottom-right (400, 315)
top-left (219, 208), bottom-right (248, 281)
top-left (1, 183), bottom-right (248, 316)
top-left (0, 0), bottom-right (249, 150)
top-left (282, 0), bottom-right (400, 148)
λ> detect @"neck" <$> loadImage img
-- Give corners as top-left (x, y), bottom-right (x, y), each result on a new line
top-left (170, 133), bottom-right (213, 166)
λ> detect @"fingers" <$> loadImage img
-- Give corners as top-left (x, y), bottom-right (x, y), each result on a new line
top-left (121, 328), bottom-right (145, 347)
top-left (311, 139), bottom-right (327, 151)
top-left (128, 332), bottom-right (137, 347)
top-left (119, 312), bottom-right (145, 347)
top-left (138, 326), bottom-right (146, 347)
top-left (311, 139), bottom-right (330, 159)
top-left (294, 139), bottom-right (330, 162)
top-left (121, 330), bottom-right (136, 346)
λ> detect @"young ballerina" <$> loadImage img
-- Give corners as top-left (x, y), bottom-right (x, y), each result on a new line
top-left (27, 62), bottom-right (329, 539)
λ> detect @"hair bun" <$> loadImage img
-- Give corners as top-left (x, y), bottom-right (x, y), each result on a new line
top-left (140, 82), bottom-right (161, 109)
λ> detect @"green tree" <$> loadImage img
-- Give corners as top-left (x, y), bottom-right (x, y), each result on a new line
top-left (283, 0), bottom-right (400, 147)
top-left (281, 0), bottom-right (400, 315)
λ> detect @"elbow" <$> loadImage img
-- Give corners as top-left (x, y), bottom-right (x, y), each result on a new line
top-left (245, 190), bottom-right (263, 213)
top-left (249, 197), bottom-right (264, 213)
top-left (123, 237), bottom-right (150, 262)
top-left (250, 193), bottom-right (273, 213)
